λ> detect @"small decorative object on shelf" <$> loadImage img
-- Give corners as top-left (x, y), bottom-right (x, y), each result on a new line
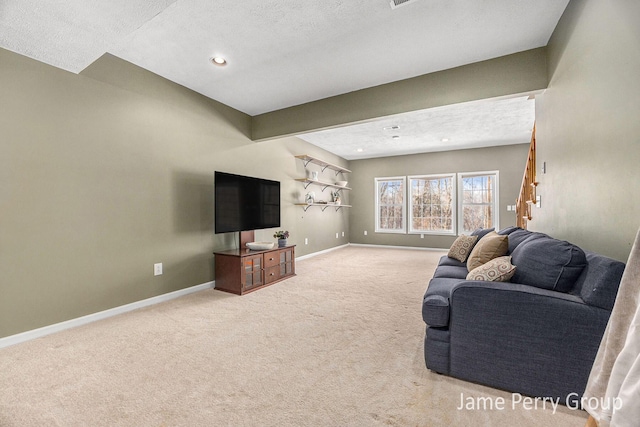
top-left (305, 191), bottom-right (315, 204)
top-left (332, 191), bottom-right (341, 205)
top-left (274, 230), bottom-right (290, 247)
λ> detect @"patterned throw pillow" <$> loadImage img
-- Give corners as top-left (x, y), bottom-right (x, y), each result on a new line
top-left (447, 235), bottom-right (479, 262)
top-left (466, 256), bottom-right (516, 282)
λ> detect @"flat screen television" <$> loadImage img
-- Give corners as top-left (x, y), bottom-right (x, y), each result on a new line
top-left (214, 171), bottom-right (281, 234)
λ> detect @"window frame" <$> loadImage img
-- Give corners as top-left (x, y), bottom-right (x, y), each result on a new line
top-left (408, 173), bottom-right (457, 236)
top-left (457, 170), bottom-right (500, 235)
top-left (374, 176), bottom-right (407, 234)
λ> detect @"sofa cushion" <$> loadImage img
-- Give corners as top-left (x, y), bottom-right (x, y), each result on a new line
top-left (467, 231), bottom-right (509, 271)
top-left (497, 226), bottom-right (520, 236)
top-left (511, 236), bottom-right (588, 292)
top-left (433, 265), bottom-right (469, 280)
top-left (505, 229), bottom-right (547, 254)
top-left (425, 277), bottom-right (465, 299)
top-left (438, 255), bottom-right (466, 268)
top-left (422, 295), bottom-right (450, 327)
top-left (576, 252), bottom-right (625, 310)
top-left (447, 235), bottom-right (478, 262)
top-left (466, 256), bottom-right (516, 282)
top-left (471, 227), bottom-right (495, 240)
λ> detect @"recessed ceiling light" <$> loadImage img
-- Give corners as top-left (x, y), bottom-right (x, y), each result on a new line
top-left (211, 56), bottom-right (227, 66)
top-left (441, 138), bottom-right (449, 142)
top-left (356, 148), bottom-right (364, 152)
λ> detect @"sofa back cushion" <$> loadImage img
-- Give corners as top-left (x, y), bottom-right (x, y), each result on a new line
top-left (576, 252), bottom-right (625, 310)
top-left (511, 236), bottom-right (588, 292)
top-left (505, 229), bottom-right (548, 254)
top-left (471, 227), bottom-right (495, 240)
top-left (466, 231), bottom-right (509, 271)
top-left (497, 226), bottom-right (520, 236)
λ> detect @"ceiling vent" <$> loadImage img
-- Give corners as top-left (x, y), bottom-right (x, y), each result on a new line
top-left (390, 0), bottom-right (420, 9)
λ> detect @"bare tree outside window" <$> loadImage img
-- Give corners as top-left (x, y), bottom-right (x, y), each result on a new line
top-left (409, 175), bottom-right (455, 234)
top-left (375, 177), bottom-right (406, 232)
top-left (459, 173), bottom-right (498, 233)
top-left (375, 172), bottom-right (498, 236)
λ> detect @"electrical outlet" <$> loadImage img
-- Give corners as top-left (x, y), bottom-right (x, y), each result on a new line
top-left (154, 263), bottom-right (163, 276)
top-left (421, 234), bottom-right (424, 239)
top-left (304, 238), bottom-right (308, 245)
top-left (336, 232), bottom-right (339, 239)
top-left (342, 231), bottom-right (345, 237)
top-left (364, 230), bottom-right (368, 236)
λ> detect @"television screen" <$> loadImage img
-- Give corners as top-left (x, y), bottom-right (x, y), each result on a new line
top-left (214, 171), bottom-right (281, 234)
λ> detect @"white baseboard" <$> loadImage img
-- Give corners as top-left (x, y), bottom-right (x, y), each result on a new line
top-left (348, 243), bottom-right (447, 252)
top-left (295, 243), bottom-right (350, 261)
top-left (0, 281), bottom-right (215, 350)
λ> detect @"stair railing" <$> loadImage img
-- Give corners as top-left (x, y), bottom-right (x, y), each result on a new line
top-left (516, 125), bottom-right (537, 229)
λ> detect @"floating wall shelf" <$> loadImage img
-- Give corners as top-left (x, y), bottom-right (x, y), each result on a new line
top-left (294, 178), bottom-right (352, 192)
top-left (295, 154), bottom-right (351, 175)
top-left (295, 154), bottom-right (351, 212)
top-left (294, 203), bottom-right (352, 212)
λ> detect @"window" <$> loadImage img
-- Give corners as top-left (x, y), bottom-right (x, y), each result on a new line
top-left (375, 177), bottom-right (406, 233)
top-left (409, 174), bottom-right (456, 235)
top-left (458, 171), bottom-right (499, 234)
top-left (374, 171), bottom-right (499, 236)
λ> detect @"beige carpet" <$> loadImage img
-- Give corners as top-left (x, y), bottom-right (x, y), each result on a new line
top-left (0, 246), bottom-right (587, 426)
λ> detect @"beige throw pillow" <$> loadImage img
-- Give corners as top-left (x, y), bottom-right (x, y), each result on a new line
top-left (467, 256), bottom-right (516, 282)
top-left (466, 231), bottom-right (509, 271)
top-left (448, 235), bottom-right (478, 262)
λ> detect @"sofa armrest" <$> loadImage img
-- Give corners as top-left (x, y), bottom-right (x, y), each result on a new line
top-left (447, 281), bottom-right (611, 403)
top-left (422, 294), bottom-right (449, 326)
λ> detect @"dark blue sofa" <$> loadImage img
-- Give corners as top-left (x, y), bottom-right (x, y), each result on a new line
top-left (422, 227), bottom-right (625, 405)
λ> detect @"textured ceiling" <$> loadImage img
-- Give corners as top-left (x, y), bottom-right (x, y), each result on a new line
top-left (0, 0), bottom-right (568, 158)
top-left (110, 0), bottom-right (568, 115)
top-left (0, 0), bottom-right (177, 73)
top-left (298, 95), bottom-right (537, 160)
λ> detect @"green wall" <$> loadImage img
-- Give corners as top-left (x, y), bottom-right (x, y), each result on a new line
top-left (532, 0), bottom-right (640, 261)
top-left (0, 48), bottom-right (348, 339)
top-left (348, 144), bottom-right (529, 248)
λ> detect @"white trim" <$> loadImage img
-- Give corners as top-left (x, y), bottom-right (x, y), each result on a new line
top-left (348, 243), bottom-right (448, 252)
top-left (295, 244), bottom-right (350, 261)
top-left (408, 173), bottom-right (457, 235)
top-left (457, 170), bottom-right (500, 234)
top-left (374, 176), bottom-right (407, 234)
top-left (0, 281), bottom-right (215, 350)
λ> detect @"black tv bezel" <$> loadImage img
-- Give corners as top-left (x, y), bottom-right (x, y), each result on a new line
top-left (214, 171), bottom-right (281, 234)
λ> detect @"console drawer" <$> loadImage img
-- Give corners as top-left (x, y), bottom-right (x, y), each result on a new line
top-left (265, 265), bottom-right (281, 283)
top-left (264, 252), bottom-right (280, 267)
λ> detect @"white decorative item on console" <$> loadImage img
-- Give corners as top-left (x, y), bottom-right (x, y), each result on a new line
top-left (246, 242), bottom-right (275, 251)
